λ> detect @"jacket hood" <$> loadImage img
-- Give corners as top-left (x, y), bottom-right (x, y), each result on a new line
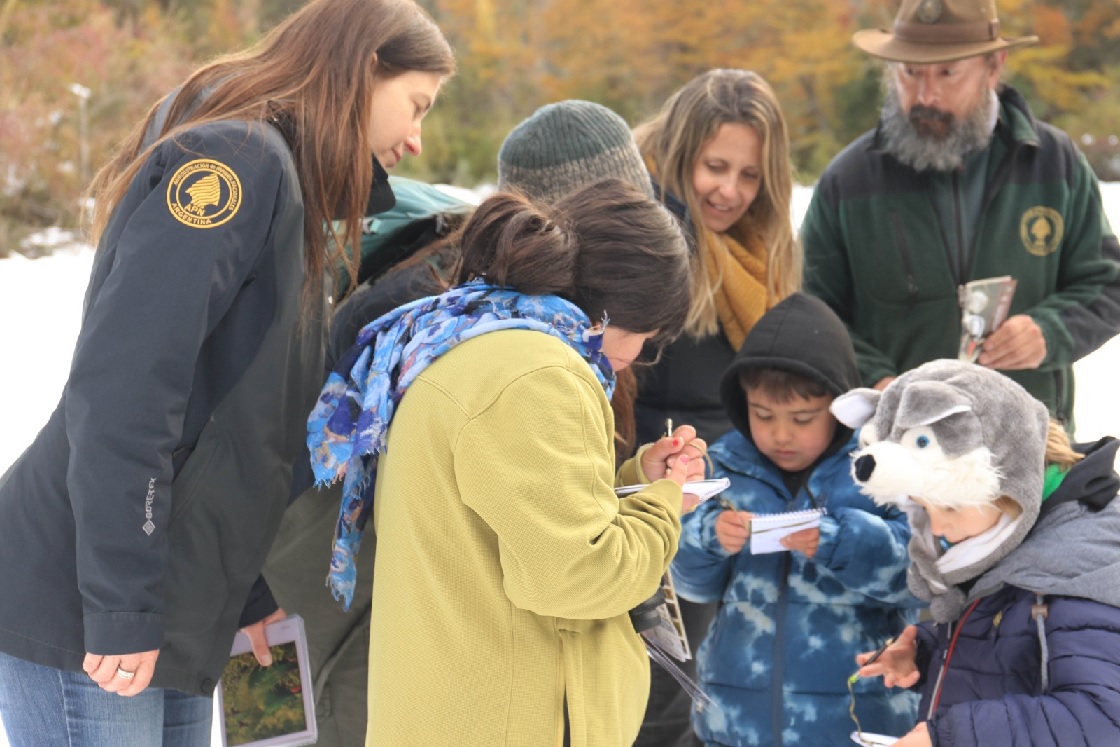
top-left (1041, 436), bottom-right (1120, 514)
top-left (971, 437), bottom-right (1120, 608)
top-left (719, 292), bottom-right (861, 447)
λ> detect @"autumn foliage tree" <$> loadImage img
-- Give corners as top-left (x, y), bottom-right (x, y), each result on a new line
top-left (1, 0), bottom-right (1117, 256)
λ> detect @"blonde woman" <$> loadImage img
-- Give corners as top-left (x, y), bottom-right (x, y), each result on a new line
top-left (634, 68), bottom-right (799, 451)
top-left (631, 68), bottom-right (800, 747)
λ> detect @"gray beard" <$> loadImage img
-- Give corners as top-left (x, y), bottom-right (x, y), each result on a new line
top-left (880, 84), bottom-right (996, 172)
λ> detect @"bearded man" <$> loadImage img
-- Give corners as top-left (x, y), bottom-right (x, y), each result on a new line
top-left (802, 0), bottom-right (1120, 431)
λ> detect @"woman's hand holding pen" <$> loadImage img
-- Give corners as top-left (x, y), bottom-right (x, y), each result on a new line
top-left (640, 422), bottom-right (708, 502)
top-left (854, 625), bottom-right (921, 688)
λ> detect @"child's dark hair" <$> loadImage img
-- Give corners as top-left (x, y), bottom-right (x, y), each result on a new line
top-left (455, 178), bottom-right (692, 341)
top-left (740, 367), bottom-right (831, 404)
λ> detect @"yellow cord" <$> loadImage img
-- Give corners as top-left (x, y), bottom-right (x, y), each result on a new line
top-left (848, 672), bottom-right (866, 744)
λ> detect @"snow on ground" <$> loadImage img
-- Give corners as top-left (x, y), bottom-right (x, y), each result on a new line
top-left (1, 184), bottom-right (1118, 744)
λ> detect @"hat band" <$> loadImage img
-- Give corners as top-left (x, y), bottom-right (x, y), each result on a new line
top-left (893, 18), bottom-right (1000, 45)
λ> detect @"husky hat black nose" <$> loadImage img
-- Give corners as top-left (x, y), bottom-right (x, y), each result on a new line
top-left (831, 359), bottom-right (1049, 519)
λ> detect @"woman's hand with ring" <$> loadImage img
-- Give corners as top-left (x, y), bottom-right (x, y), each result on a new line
top-left (83, 648), bottom-right (160, 696)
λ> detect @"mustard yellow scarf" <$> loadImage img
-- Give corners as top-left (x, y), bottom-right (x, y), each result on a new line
top-left (702, 229), bottom-right (769, 351)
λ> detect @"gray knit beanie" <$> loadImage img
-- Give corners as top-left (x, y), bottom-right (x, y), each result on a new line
top-left (497, 100), bottom-right (653, 203)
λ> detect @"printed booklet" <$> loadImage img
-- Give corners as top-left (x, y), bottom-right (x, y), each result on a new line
top-left (217, 615), bottom-right (317, 747)
top-left (958, 275), bottom-right (1017, 363)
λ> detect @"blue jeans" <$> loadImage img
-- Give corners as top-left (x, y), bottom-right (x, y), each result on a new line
top-left (0, 651), bottom-right (212, 747)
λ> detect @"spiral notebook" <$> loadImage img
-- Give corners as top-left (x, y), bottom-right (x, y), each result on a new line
top-left (615, 477), bottom-right (731, 502)
top-left (749, 508), bottom-right (825, 554)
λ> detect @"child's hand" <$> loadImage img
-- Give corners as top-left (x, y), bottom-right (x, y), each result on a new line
top-left (890, 721), bottom-right (931, 746)
top-left (715, 507), bottom-right (752, 554)
top-left (856, 625), bottom-right (920, 688)
top-left (780, 527), bottom-right (820, 558)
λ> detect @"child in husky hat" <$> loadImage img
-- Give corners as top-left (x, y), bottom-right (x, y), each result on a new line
top-left (834, 359), bottom-right (1120, 747)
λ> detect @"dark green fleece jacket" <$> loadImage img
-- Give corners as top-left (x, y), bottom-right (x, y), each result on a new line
top-left (802, 86), bottom-right (1120, 426)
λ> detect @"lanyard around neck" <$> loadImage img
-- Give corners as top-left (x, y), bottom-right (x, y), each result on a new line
top-left (926, 598), bottom-right (983, 719)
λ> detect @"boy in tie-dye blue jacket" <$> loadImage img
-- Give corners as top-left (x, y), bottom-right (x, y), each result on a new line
top-left (671, 293), bottom-right (921, 746)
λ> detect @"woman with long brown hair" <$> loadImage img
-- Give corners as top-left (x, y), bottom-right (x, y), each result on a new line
top-left (0, 1), bottom-right (452, 744)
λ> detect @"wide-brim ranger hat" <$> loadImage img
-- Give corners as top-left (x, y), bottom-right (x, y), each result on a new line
top-left (853, 0), bottom-right (1038, 64)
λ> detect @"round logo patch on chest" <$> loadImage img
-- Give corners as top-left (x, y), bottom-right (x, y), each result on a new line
top-left (1019, 206), bottom-right (1063, 257)
top-left (166, 159), bottom-right (242, 228)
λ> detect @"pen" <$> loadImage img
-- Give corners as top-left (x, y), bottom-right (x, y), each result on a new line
top-left (848, 636), bottom-right (897, 684)
top-left (665, 418), bottom-right (673, 439)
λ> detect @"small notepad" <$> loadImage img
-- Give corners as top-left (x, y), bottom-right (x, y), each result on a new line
top-left (749, 508), bottom-right (824, 554)
top-left (615, 477), bottom-right (731, 502)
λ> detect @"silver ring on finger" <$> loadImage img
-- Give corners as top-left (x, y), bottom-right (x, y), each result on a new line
top-left (115, 666), bottom-right (136, 681)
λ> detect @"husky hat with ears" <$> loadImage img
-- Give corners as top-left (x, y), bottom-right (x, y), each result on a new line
top-left (831, 359), bottom-right (1049, 514)
top-left (830, 359), bottom-right (1050, 621)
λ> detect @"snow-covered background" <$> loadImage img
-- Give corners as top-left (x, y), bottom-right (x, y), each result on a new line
top-left (1, 183), bottom-right (1118, 744)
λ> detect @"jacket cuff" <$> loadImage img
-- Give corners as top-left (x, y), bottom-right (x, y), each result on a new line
top-left (84, 612), bottom-right (163, 655)
top-left (616, 444), bottom-right (653, 486)
top-left (701, 507), bottom-right (732, 556)
top-left (238, 575), bottom-right (279, 628)
top-left (812, 514), bottom-right (840, 564)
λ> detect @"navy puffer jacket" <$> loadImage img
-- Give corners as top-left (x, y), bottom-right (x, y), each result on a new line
top-left (911, 438), bottom-right (1120, 746)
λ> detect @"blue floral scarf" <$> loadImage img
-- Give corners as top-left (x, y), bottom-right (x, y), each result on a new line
top-left (307, 279), bottom-right (616, 608)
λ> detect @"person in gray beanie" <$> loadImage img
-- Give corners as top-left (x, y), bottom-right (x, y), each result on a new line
top-left (835, 360), bottom-right (1120, 747)
top-left (496, 98), bottom-right (658, 457)
top-left (262, 99), bottom-right (695, 747)
top-left (498, 99), bottom-right (653, 202)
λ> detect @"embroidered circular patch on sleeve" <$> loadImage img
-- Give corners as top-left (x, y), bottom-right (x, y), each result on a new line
top-left (166, 159), bottom-right (243, 228)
